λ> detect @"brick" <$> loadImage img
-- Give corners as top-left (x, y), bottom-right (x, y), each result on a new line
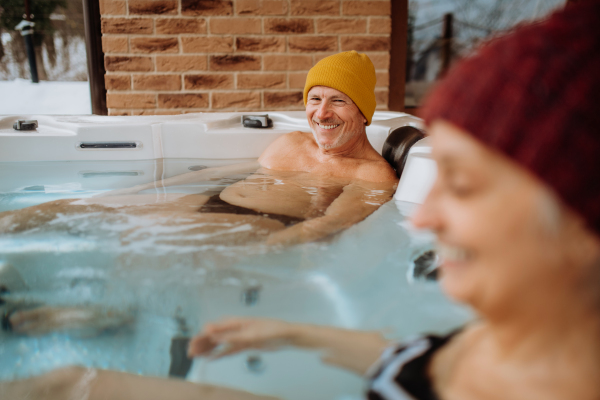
top-left (107, 93), bottom-right (156, 108)
top-left (133, 110), bottom-right (183, 115)
top-left (369, 17), bottom-right (391, 34)
top-left (108, 109), bottom-right (131, 115)
top-left (290, 1), bottom-right (339, 16)
top-left (131, 37), bottom-right (179, 53)
top-left (343, 1), bottom-right (391, 16)
top-left (316, 18), bottom-right (366, 34)
top-left (129, 0), bottom-right (177, 15)
top-left (210, 55), bottom-right (261, 71)
top-left (101, 18), bottom-right (153, 34)
top-left (376, 71), bottom-right (389, 87)
top-left (102, 36), bottom-right (128, 53)
top-left (264, 18), bottom-right (313, 34)
top-left (211, 92), bottom-right (260, 109)
top-left (341, 36), bottom-right (390, 51)
top-left (368, 52), bottom-right (389, 69)
top-left (237, 73), bottom-right (286, 89)
top-left (158, 93), bottom-right (209, 108)
top-left (236, 0), bottom-right (287, 15)
top-left (105, 56), bottom-right (154, 72)
top-left (289, 36), bottom-right (337, 53)
top-left (288, 72), bottom-right (307, 88)
top-left (133, 74), bottom-right (181, 90)
top-left (184, 73), bottom-right (234, 89)
top-left (375, 89), bottom-right (388, 107)
top-left (156, 55), bottom-right (208, 71)
top-left (236, 36), bottom-right (285, 52)
top-left (264, 91), bottom-right (304, 107)
top-left (182, 0), bottom-right (233, 16)
top-left (99, 0), bottom-right (126, 15)
top-left (210, 18), bottom-right (261, 34)
top-left (156, 18), bottom-right (207, 34)
top-left (264, 54), bottom-right (312, 71)
top-left (182, 37), bottom-right (233, 53)
top-left (105, 74), bottom-right (131, 90)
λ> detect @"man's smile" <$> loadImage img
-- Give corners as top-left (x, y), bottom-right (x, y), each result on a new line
top-left (314, 121), bottom-right (341, 130)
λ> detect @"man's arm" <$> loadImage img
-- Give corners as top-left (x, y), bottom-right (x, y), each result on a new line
top-left (265, 179), bottom-right (396, 246)
top-left (95, 161), bottom-right (260, 197)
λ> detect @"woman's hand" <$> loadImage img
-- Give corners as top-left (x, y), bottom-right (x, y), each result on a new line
top-left (187, 317), bottom-right (297, 359)
top-left (188, 317), bottom-right (390, 375)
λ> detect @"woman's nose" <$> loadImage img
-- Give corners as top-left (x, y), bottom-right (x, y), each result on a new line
top-left (410, 183), bottom-right (442, 231)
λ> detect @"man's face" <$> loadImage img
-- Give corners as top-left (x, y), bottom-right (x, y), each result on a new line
top-left (305, 86), bottom-right (367, 151)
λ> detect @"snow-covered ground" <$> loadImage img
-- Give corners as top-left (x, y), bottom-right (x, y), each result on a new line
top-left (0, 79), bottom-right (91, 115)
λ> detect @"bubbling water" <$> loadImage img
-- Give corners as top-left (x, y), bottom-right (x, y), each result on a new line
top-left (0, 159), bottom-right (471, 400)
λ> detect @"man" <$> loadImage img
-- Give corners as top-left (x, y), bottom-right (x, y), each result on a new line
top-left (0, 51), bottom-right (398, 246)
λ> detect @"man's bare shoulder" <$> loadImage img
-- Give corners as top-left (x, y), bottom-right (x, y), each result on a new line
top-left (355, 159), bottom-right (399, 183)
top-left (259, 131), bottom-right (313, 168)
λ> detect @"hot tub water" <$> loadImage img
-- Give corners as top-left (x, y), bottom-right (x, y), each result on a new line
top-left (0, 158), bottom-right (471, 400)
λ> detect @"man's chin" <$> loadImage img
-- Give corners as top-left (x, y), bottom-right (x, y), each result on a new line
top-left (312, 131), bottom-right (338, 150)
top-left (316, 137), bottom-right (342, 150)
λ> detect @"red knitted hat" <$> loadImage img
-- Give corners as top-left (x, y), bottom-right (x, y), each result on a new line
top-left (422, 0), bottom-right (600, 235)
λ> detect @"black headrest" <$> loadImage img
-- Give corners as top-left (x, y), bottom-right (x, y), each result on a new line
top-left (382, 125), bottom-right (426, 178)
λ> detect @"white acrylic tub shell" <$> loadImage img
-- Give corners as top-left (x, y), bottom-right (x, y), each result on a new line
top-left (0, 111), bottom-right (419, 161)
top-left (0, 111), bottom-right (436, 207)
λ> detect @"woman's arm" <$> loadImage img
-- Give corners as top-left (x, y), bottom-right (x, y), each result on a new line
top-left (188, 318), bottom-right (390, 375)
top-left (94, 161), bottom-right (260, 197)
top-left (0, 366), bottom-right (280, 400)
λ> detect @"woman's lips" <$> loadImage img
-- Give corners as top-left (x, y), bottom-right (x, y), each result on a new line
top-left (437, 243), bottom-right (473, 268)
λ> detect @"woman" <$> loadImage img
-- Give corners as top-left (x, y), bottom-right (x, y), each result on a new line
top-left (2, 1), bottom-right (600, 399)
top-left (189, 2), bottom-right (600, 399)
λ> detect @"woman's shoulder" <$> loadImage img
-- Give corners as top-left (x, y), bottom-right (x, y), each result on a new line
top-left (428, 323), bottom-right (485, 397)
top-left (367, 328), bottom-right (465, 400)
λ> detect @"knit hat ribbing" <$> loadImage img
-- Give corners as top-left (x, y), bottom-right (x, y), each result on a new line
top-left (421, 1), bottom-right (600, 235)
top-left (303, 51), bottom-right (377, 125)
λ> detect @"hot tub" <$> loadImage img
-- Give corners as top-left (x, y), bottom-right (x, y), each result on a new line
top-left (0, 111), bottom-right (470, 400)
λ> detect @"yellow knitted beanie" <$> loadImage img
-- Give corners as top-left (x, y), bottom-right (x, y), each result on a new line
top-left (303, 51), bottom-right (377, 125)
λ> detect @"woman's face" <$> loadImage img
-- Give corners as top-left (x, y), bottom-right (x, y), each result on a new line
top-left (412, 120), bottom-right (598, 316)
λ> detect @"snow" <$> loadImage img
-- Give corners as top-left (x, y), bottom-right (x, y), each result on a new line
top-left (0, 79), bottom-right (91, 115)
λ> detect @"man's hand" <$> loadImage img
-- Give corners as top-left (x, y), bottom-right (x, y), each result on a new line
top-left (188, 318), bottom-right (296, 359)
top-left (265, 218), bottom-right (337, 246)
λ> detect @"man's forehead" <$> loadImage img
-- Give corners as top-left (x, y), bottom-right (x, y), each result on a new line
top-left (308, 86), bottom-right (352, 101)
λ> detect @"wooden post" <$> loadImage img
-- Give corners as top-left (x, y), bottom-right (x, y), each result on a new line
top-left (388, 0), bottom-right (409, 112)
top-left (82, 0), bottom-right (107, 115)
top-left (440, 13), bottom-right (453, 77)
top-left (24, 0), bottom-right (31, 20)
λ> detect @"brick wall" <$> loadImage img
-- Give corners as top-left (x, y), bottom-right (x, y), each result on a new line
top-left (100, 0), bottom-right (391, 115)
